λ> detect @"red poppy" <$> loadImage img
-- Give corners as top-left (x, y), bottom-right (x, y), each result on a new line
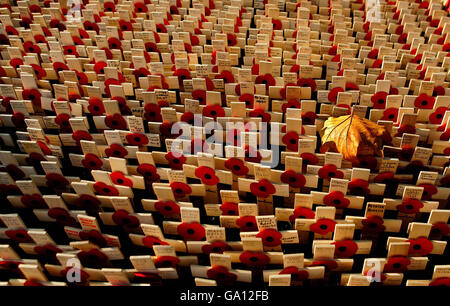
top-left (154, 256), bottom-right (180, 268)
top-left (429, 278), bottom-right (450, 286)
top-left (310, 218), bottom-right (336, 235)
top-left (5, 229), bottom-right (33, 243)
top-left (2, 164), bottom-right (25, 180)
top-left (433, 86), bottom-right (446, 97)
top-left (202, 104), bottom-right (225, 120)
top-left (46, 173), bottom-right (70, 189)
top-left (54, 113), bottom-right (71, 131)
top-left (84, 21), bottom-right (99, 33)
top-left (10, 58), bottom-right (23, 71)
top-left (143, 103), bottom-right (162, 122)
top-left (5, 25), bottom-right (19, 36)
top-left (301, 112), bottom-right (317, 126)
top-left (414, 93), bottom-right (435, 109)
top-left (154, 200), bottom-right (180, 217)
top-left (23, 41), bottom-right (41, 54)
top-left (328, 87), bottom-right (344, 103)
top-left (136, 163), bottom-right (160, 182)
top-left (255, 74), bottom-right (276, 90)
top-left (235, 215), bottom-right (257, 232)
top-left (289, 207), bottom-right (315, 224)
top-left (177, 222), bottom-right (205, 241)
top-left (108, 37), bottom-right (122, 50)
top-left (383, 256), bottom-right (410, 273)
top-left (63, 45), bottom-right (78, 57)
top-left (282, 131), bottom-right (300, 151)
top-left (48, 207), bottom-right (78, 226)
top-left (371, 91), bottom-right (388, 109)
top-left (382, 108), bottom-right (399, 122)
top-left (93, 61), bottom-right (107, 74)
top-left (398, 145), bottom-right (414, 162)
top-left (74, 195), bottom-right (101, 214)
top-left (223, 158), bottom-right (248, 177)
top-left (367, 48), bottom-right (378, 59)
top-left (323, 191), bottom-right (350, 209)
top-left (396, 198), bottom-right (424, 214)
top-left (21, 194), bottom-right (47, 209)
top-left (256, 228), bottom-right (282, 247)
top-left (141, 235), bottom-right (169, 249)
top-left (418, 183), bottom-right (438, 200)
top-left (125, 133), bottom-right (148, 146)
top-left (170, 181), bottom-right (192, 198)
top-left (347, 179), bottom-right (370, 196)
top-left (311, 260), bottom-right (338, 271)
top-left (173, 68), bottom-right (191, 83)
top-left (239, 251), bottom-right (270, 267)
top-left (34, 244), bottom-right (62, 260)
top-left (105, 144), bottom-right (128, 158)
top-left (194, 166), bottom-right (219, 185)
top-left (72, 130), bottom-right (93, 145)
top-left (77, 248), bottom-right (109, 268)
top-left (110, 171), bottom-right (133, 187)
top-left (318, 164), bottom-right (344, 180)
top-left (226, 33), bottom-right (237, 46)
top-left (250, 179), bottom-right (276, 198)
top-left (180, 112), bottom-right (195, 125)
top-left (22, 88), bottom-right (42, 108)
top-left (104, 113), bottom-right (127, 130)
top-left (282, 99), bottom-right (301, 113)
top-left (441, 129), bottom-right (450, 141)
top-left (245, 145), bottom-right (262, 163)
top-left (214, 70), bottom-right (235, 83)
top-left (429, 107), bottom-right (448, 124)
top-left (206, 265), bottom-right (237, 285)
top-left (88, 97), bottom-right (105, 116)
top-left (361, 215), bottom-right (386, 234)
top-left (202, 241), bottom-right (232, 255)
top-left (239, 94), bottom-right (254, 108)
top-left (93, 181), bottom-right (119, 196)
top-left (163, 152), bottom-right (185, 170)
top-left (50, 19), bottom-right (66, 31)
top-left (395, 124), bottom-right (416, 137)
top-left (82, 153), bottom-right (103, 170)
top-left (112, 209), bottom-right (140, 229)
top-left (297, 78), bottom-right (317, 92)
top-left (406, 237), bottom-right (433, 256)
top-left (280, 170), bottom-right (306, 188)
top-left (249, 108), bottom-right (271, 122)
top-left (332, 240), bottom-right (358, 257)
top-left (279, 266), bottom-right (309, 281)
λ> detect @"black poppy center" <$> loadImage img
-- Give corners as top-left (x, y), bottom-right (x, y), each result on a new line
top-left (210, 110), bottom-right (217, 116)
top-left (88, 254), bottom-right (98, 261)
top-left (319, 224), bottom-right (328, 230)
top-left (16, 233), bottom-right (25, 239)
top-left (338, 246), bottom-right (347, 252)
top-left (266, 236), bottom-right (274, 243)
top-left (173, 159), bottom-right (180, 164)
top-left (378, 99), bottom-right (385, 105)
top-left (289, 176), bottom-right (297, 183)
top-left (368, 222), bottom-right (377, 228)
top-left (436, 114), bottom-right (443, 119)
top-left (187, 228), bottom-right (195, 235)
top-left (112, 120), bottom-right (119, 126)
top-left (289, 138), bottom-right (296, 144)
top-left (388, 114), bottom-right (395, 119)
top-left (405, 205), bottom-right (414, 210)
top-left (212, 246), bottom-right (222, 253)
top-left (413, 244), bottom-right (421, 250)
top-left (431, 228), bottom-right (441, 234)
top-left (103, 188), bottom-right (110, 193)
top-left (422, 100), bottom-right (428, 106)
top-left (175, 188), bottom-right (183, 194)
top-left (233, 165), bottom-right (241, 171)
top-left (117, 178), bottom-right (123, 184)
top-left (216, 272), bottom-right (226, 279)
top-left (249, 256), bottom-right (258, 262)
top-left (227, 210), bottom-right (236, 215)
top-left (259, 186), bottom-right (267, 192)
top-left (328, 172), bottom-right (335, 178)
top-left (245, 222), bottom-right (254, 228)
top-left (122, 217), bottom-right (130, 224)
top-left (393, 263), bottom-right (401, 269)
top-left (204, 174), bottom-right (212, 179)
top-left (333, 199), bottom-right (341, 205)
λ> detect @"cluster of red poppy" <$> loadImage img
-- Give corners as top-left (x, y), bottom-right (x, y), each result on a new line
top-left (0, 0), bottom-right (448, 288)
